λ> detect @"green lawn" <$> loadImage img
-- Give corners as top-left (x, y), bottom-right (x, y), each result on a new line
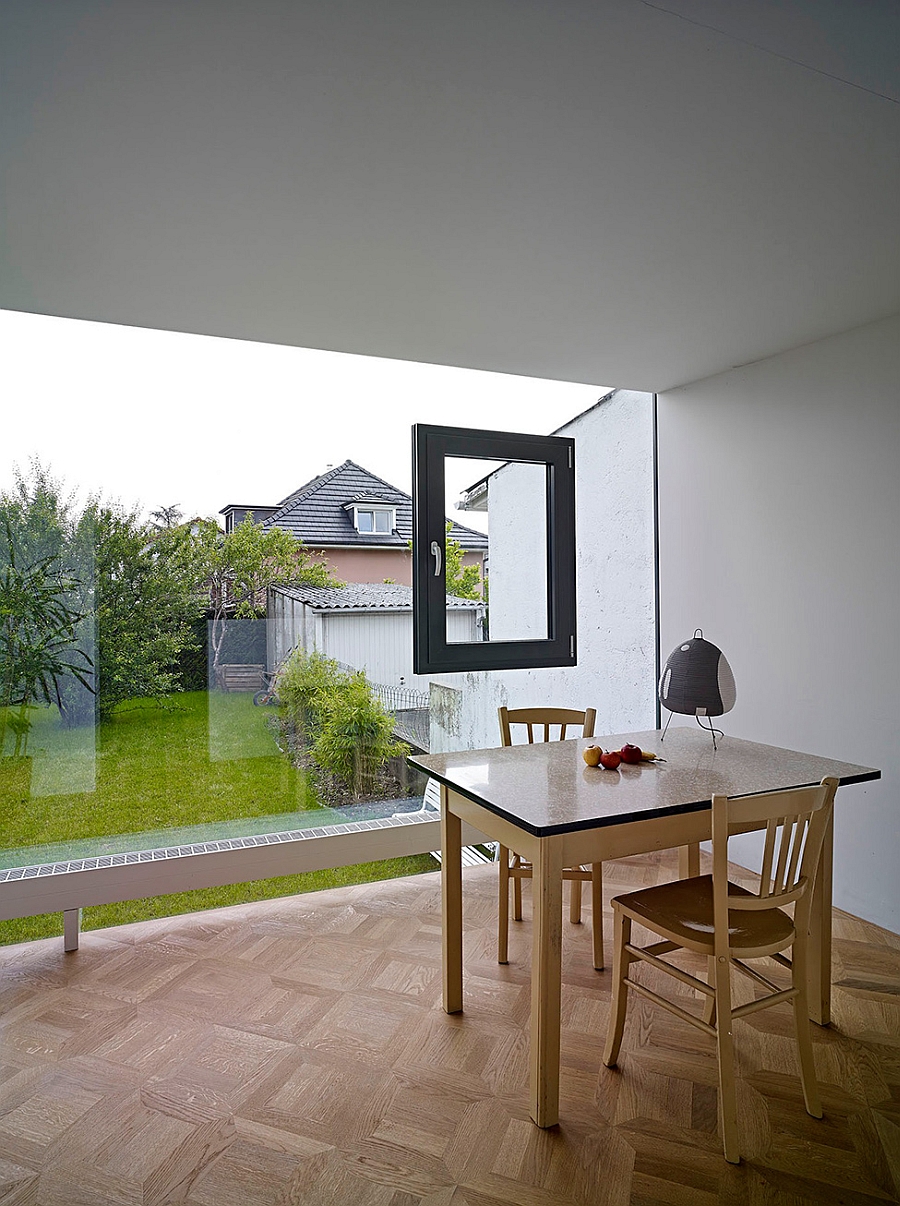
top-left (0, 691), bottom-right (435, 945)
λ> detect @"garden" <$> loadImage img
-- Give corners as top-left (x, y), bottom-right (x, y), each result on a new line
top-left (0, 466), bottom-right (434, 947)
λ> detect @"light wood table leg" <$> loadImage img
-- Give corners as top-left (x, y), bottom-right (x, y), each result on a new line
top-left (679, 843), bottom-right (701, 878)
top-left (63, 908), bottom-right (81, 952)
top-left (807, 809), bottom-right (833, 1026)
top-left (530, 835), bottom-right (564, 1127)
top-left (442, 787), bottom-right (464, 1014)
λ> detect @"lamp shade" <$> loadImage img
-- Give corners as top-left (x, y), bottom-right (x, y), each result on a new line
top-left (659, 630), bottom-right (736, 718)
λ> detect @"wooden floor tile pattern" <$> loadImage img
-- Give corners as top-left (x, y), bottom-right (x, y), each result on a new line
top-left (1, 851), bottom-right (899, 1205)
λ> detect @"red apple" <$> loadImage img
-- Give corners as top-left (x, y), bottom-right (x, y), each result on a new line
top-left (599, 750), bottom-right (622, 770)
top-left (619, 743), bottom-right (643, 765)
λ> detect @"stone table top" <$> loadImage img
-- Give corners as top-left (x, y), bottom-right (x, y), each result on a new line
top-left (409, 726), bottom-right (880, 837)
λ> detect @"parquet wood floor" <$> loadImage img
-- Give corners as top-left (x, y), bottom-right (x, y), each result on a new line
top-left (1, 851), bottom-right (898, 1205)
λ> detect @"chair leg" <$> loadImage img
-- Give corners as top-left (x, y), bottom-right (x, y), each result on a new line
top-left (602, 907), bottom-right (631, 1067)
top-left (569, 874), bottom-right (583, 924)
top-left (591, 863), bottom-right (604, 970)
top-left (498, 844), bottom-right (510, 964)
top-left (713, 955), bottom-right (740, 1164)
top-left (703, 956), bottom-right (717, 1027)
top-left (791, 943), bottom-right (823, 1118)
top-left (513, 855), bottom-right (524, 921)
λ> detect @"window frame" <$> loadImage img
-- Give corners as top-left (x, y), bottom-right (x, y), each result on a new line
top-left (346, 504), bottom-right (396, 534)
top-left (412, 423), bottom-right (577, 674)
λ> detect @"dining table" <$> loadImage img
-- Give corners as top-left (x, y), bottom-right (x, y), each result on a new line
top-left (409, 726), bottom-right (880, 1128)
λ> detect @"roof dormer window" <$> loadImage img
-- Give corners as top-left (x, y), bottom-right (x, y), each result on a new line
top-left (344, 499), bottom-right (396, 534)
top-left (357, 508), bottom-right (392, 533)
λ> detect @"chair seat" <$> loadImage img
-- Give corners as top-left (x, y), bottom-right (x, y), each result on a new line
top-left (615, 875), bottom-right (795, 953)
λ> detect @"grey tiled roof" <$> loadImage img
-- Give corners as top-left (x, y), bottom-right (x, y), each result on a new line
top-left (275, 583), bottom-right (481, 610)
top-left (262, 460), bottom-right (488, 551)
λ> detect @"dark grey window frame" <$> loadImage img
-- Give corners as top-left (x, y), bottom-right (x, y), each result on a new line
top-left (412, 423), bottom-right (577, 674)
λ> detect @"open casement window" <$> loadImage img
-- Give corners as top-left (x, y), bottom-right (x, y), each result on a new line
top-left (412, 424), bottom-right (577, 674)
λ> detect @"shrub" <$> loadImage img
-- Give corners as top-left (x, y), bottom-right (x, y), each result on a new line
top-left (279, 650), bottom-right (407, 797)
top-left (279, 650), bottom-right (344, 738)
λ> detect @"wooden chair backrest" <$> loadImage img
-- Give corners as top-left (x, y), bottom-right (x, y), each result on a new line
top-left (498, 706), bottom-right (596, 747)
top-left (711, 777), bottom-right (838, 950)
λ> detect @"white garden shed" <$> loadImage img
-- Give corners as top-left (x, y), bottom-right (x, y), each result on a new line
top-left (268, 583), bottom-right (483, 690)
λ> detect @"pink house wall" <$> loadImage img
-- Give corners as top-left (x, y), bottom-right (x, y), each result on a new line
top-left (310, 547), bottom-right (483, 587)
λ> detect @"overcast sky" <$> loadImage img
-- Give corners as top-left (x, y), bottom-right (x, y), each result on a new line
top-left (1, 309), bottom-right (606, 528)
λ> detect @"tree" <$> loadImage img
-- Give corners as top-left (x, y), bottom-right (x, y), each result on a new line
top-left (0, 465), bottom-right (208, 725)
top-left (444, 521), bottom-right (483, 600)
top-left (150, 503), bottom-right (184, 530)
top-left (0, 518), bottom-right (92, 754)
top-left (194, 516), bottom-right (340, 683)
top-left (85, 503), bottom-right (206, 718)
top-left (0, 465), bottom-right (94, 744)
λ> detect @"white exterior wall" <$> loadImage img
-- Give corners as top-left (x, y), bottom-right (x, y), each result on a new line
top-left (270, 591), bottom-right (479, 690)
top-left (488, 460), bottom-right (548, 642)
top-left (657, 312), bottom-right (900, 933)
top-left (430, 389), bottom-right (657, 751)
top-left (323, 612), bottom-right (412, 684)
top-left (269, 592), bottom-right (317, 670)
top-left (322, 609), bottom-right (477, 688)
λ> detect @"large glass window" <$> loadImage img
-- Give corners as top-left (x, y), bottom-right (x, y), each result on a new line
top-left (3, 310), bottom-right (644, 949)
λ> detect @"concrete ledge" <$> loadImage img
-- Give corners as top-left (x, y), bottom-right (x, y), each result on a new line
top-left (0, 812), bottom-right (489, 945)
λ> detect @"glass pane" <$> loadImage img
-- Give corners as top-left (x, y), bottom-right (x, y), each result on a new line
top-left (2, 309), bottom-right (619, 950)
top-left (444, 455), bottom-right (549, 644)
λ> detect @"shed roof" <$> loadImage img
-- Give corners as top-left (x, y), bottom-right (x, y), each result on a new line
top-left (274, 582), bottom-right (481, 611)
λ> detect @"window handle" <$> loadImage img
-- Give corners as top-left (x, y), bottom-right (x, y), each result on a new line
top-left (430, 540), bottom-right (442, 577)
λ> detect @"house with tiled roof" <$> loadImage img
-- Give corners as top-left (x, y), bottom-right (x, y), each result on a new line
top-left (221, 460), bottom-right (487, 587)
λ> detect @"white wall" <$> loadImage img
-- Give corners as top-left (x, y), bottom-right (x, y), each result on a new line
top-left (269, 590), bottom-right (479, 690)
top-left (657, 312), bottom-right (900, 932)
top-left (323, 609), bottom-right (477, 689)
top-left (430, 390), bottom-right (657, 751)
top-left (487, 460), bottom-right (548, 642)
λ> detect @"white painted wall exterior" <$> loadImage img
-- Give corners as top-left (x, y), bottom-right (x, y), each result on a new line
top-left (270, 590), bottom-right (479, 690)
top-left (430, 389), bottom-right (657, 751)
top-left (657, 312), bottom-right (899, 933)
top-left (487, 460), bottom-right (548, 642)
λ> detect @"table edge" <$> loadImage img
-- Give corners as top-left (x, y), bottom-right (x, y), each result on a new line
top-left (408, 757), bottom-right (880, 839)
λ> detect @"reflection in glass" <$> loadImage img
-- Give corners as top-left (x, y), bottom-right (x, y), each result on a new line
top-left (446, 457), bottom-right (549, 644)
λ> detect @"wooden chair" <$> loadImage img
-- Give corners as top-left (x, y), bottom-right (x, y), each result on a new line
top-left (603, 776), bottom-right (839, 1163)
top-left (497, 706), bottom-right (605, 969)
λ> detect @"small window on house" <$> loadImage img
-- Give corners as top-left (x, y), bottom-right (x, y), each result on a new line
top-left (412, 423), bottom-right (576, 674)
top-left (349, 505), bottom-right (395, 534)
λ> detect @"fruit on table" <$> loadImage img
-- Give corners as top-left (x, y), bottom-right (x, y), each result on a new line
top-left (619, 743), bottom-right (643, 764)
top-left (640, 750), bottom-right (665, 762)
top-left (582, 745), bottom-right (603, 766)
top-left (600, 750), bottom-right (622, 770)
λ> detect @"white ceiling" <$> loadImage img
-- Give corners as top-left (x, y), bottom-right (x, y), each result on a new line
top-left (2, 0), bottom-right (898, 392)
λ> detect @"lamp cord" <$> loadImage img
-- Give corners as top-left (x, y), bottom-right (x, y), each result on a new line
top-left (696, 713), bottom-right (725, 750)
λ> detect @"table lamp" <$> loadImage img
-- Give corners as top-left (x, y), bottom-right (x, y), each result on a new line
top-left (659, 629), bottom-right (736, 747)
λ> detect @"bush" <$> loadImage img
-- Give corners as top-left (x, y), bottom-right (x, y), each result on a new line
top-left (279, 650), bottom-right (344, 738)
top-left (279, 650), bottom-right (407, 797)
